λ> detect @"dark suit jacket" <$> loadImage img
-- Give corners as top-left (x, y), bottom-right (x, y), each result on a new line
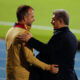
top-left (27, 27), bottom-right (78, 80)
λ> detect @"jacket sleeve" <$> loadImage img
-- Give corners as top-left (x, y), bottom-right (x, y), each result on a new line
top-left (22, 43), bottom-right (50, 71)
top-left (27, 37), bottom-right (48, 53)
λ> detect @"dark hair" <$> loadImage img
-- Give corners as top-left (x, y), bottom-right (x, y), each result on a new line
top-left (16, 5), bottom-right (33, 21)
top-left (53, 9), bottom-right (69, 25)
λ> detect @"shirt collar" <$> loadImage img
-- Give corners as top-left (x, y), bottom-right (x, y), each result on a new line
top-left (54, 27), bottom-right (69, 35)
top-left (13, 23), bottom-right (31, 31)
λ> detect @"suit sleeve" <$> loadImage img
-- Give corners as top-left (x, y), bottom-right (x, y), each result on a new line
top-left (22, 43), bottom-right (50, 71)
top-left (27, 37), bottom-right (48, 52)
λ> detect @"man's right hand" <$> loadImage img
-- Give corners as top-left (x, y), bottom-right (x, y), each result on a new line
top-left (49, 64), bottom-right (59, 74)
top-left (18, 32), bottom-right (33, 42)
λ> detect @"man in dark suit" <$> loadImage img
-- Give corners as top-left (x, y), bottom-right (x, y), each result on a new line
top-left (19, 9), bottom-right (78, 80)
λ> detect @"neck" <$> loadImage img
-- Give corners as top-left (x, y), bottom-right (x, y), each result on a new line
top-left (18, 21), bottom-right (25, 24)
top-left (18, 21), bottom-right (31, 31)
top-left (54, 24), bottom-right (68, 30)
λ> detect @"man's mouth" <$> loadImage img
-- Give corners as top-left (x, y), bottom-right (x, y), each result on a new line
top-left (51, 20), bottom-right (54, 24)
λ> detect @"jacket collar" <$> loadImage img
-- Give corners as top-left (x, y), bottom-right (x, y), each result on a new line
top-left (13, 23), bottom-right (31, 31)
top-left (54, 27), bottom-right (69, 35)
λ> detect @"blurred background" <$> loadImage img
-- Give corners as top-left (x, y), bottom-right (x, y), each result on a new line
top-left (0, 0), bottom-right (80, 80)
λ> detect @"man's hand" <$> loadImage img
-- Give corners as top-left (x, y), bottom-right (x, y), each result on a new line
top-left (50, 64), bottom-right (59, 74)
top-left (18, 32), bottom-right (32, 42)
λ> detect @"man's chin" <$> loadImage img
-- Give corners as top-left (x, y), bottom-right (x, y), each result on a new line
top-left (28, 24), bottom-right (32, 27)
top-left (51, 23), bottom-right (54, 26)
top-left (51, 22), bottom-right (54, 25)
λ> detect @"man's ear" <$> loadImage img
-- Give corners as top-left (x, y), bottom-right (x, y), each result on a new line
top-left (23, 16), bottom-right (27, 21)
top-left (59, 18), bottom-right (64, 24)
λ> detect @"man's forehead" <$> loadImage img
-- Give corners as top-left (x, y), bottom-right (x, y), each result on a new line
top-left (52, 15), bottom-right (55, 18)
top-left (28, 9), bottom-right (34, 13)
top-left (26, 9), bottom-right (34, 16)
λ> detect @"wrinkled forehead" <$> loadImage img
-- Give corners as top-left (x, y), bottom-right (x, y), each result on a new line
top-left (28, 8), bottom-right (34, 14)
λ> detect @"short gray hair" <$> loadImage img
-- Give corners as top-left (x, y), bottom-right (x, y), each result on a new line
top-left (53, 9), bottom-right (69, 25)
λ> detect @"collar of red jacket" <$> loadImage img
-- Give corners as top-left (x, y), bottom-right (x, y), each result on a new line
top-left (13, 23), bottom-right (31, 31)
top-left (13, 23), bottom-right (27, 30)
